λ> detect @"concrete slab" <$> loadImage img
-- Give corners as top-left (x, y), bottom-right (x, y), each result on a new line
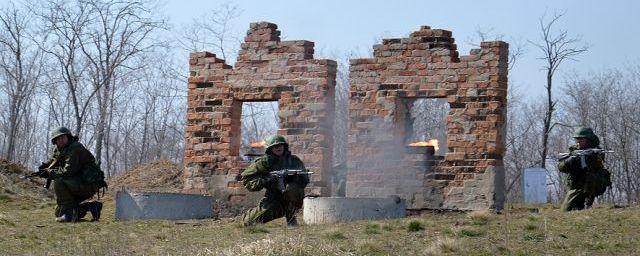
top-left (115, 190), bottom-right (213, 221)
top-left (303, 197), bottom-right (406, 224)
top-left (522, 168), bottom-right (548, 204)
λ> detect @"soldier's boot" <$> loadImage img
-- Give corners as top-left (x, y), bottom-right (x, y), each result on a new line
top-left (55, 208), bottom-right (79, 223)
top-left (286, 216), bottom-right (298, 227)
top-left (285, 209), bottom-right (299, 227)
top-left (88, 201), bottom-right (103, 221)
top-left (585, 197), bottom-right (594, 209)
top-left (77, 201), bottom-right (102, 221)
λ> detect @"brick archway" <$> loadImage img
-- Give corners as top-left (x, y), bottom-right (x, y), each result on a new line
top-left (347, 26), bottom-right (508, 210)
top-left (184, 22), bottom-right (336, 202)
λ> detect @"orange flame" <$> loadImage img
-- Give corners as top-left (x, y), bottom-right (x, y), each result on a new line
top-left (408, 139), bottom-right (439, 151)
top-left (250, 141), bottom-right (266, 148)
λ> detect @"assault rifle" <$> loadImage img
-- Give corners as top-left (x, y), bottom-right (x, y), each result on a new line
top-left (558, 149), bottom-right (614, 169)
top-left (23, 168), bottom-right (52, 189)
top-left (269, 169), bottom-right (313, 193)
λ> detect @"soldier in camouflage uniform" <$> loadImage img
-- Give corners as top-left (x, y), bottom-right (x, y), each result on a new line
top-left (240, 135), bottom-right (309, 226)
top-left (558, 127), bottom-right (611, 211)
top-left (40, 127), bottom-right (106, 222)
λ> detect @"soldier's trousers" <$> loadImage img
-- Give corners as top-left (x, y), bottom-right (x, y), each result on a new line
top-left (53, 177), bottom-right (98, 217)
top-left (562, 188), bottom-right (588, 211)
top-left (241, 184), bottom-right (305, 226)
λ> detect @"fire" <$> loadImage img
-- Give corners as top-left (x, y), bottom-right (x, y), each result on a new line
top-left (250, 140), bottom-right (266, 148)
top-left (408, 139), bottom-right (439, 151)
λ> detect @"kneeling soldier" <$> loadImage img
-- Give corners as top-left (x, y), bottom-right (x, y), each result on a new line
top-left (240, 135), bottom-right (309, 226)
top-left (40, 127), bottom-right (107, 222)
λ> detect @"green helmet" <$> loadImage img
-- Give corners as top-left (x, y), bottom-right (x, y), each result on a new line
top-left (573, 126), bottom-right (600, 147)
top-left (264, 135), bottom-right (288, 151)
top-left (573, 127), bottom-right (595, 138)
top-left (50, 126), bottom-right (72, 144)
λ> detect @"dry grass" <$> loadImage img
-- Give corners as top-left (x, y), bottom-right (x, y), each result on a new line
top-left (424, 237), bottom-right (460, 255)
top-left (2, 198), bottom-right (640, 255)
top-left (467, 210), bottom-right (491, 226)
top-left (2, 158), bottom-right (639, 256)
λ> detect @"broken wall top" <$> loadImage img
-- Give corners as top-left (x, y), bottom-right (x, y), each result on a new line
top-left (184, 22), bottom-right (336, 197)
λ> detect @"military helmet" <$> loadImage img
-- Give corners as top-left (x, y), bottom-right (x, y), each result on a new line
top-left (264, 135), bottom-right (288, 151)
top-left (50, 126), bottom-right (72, 144)
top-left (573, 127), bottom-right (595, 138)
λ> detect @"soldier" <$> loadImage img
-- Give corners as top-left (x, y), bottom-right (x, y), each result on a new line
top-left (240, 135), bottom-right (309, 227)
top-left (39, 127), bottom-right (107, 222)
top-left (558, 127), bottom-right (611, 211)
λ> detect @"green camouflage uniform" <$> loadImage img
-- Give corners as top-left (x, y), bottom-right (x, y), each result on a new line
top-left (43, 127), bottom-right (106, 221)
top-left (558, 127), bottom-right (611, 211)
top-left (240, 135), bottom-right (309, 226)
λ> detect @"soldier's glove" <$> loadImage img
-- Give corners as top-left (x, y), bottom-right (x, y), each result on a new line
top-left (38, 162), bottom-right (48, 171)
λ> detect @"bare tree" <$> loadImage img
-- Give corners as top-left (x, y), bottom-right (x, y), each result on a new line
top-left (76, 0), bottom-right (167, 169)
top-left (529, 11), bottom-right (588, 169)
top-left (38, 0), bottom-right (94, 134)
top-left (177, 2), bottom-right (242, 61)
top-left (0, 3), bottom-right (43, 161)
top-left (466, 26), bottom-right (526, 72)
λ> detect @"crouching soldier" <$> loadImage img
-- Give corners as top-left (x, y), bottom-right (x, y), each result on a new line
top-left (240, 135), bottom-right (309, 227)
top-left (40, 127), bottom-right (107, 222)
top-left (558, 127), bottom-right (612, 211)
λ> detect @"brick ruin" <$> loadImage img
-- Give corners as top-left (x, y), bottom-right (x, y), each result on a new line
top-left (347, 26), bottom-right (508, 210)
top-left (184, 22), bottom-right (336, 203)
top-left (183, 22), bottom-right (508, 211)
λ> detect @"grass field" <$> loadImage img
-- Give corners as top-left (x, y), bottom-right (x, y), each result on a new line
top-left (1, 195), bottom-right (639, 255)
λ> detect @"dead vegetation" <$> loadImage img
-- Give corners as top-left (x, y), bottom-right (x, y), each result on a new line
top-left (2, 195), bottom-right (639, 255)
top-left (0, 159), bottom-right (54, 202)
top-left (3, 158), bottom-right (639, 255)
top-left (109, 160), bottom-right (184, 193)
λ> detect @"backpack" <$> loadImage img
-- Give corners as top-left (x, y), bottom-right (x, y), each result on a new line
top-left (82, 164), bottom-right (108, 190)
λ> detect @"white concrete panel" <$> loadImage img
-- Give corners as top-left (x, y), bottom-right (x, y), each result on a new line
top-left (522, 168), bottom-right (547, 204)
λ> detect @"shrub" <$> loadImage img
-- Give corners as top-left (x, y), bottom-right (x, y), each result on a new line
top-left (407, 220), bottom-right (425, 232)
top-left (467, 210), bottom-right (491, 225)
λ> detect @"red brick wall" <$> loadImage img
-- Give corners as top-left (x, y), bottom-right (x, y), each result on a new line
top-left (184, 22), bottom-right (336, 202)
top-left (346, 26), bottom-right (508, 210)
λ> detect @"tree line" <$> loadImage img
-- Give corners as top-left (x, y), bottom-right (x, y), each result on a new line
top-left (0, 0), bottom-right (185, 178)
top-left (1, 1), bottom-right (638, 205)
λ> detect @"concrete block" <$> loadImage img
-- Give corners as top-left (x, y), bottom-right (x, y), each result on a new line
top-left (303, 197), bottom-right (406, 224)
top-left (115, 191), bottom-right (213, 221)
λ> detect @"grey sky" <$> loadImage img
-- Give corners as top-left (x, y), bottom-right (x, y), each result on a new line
top-left (166, 0), bottom-right (639, 98)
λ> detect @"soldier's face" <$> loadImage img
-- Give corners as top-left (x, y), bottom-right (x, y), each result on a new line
top-left (272, 145), bottom-right (285, 156)
top-left (576, 137), bottom-right (588, 149)
top-left (54, 135), bottom-right (69, 149)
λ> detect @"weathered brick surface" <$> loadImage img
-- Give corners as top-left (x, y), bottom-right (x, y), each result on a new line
top-left (184, 22), bottom-right (336, 200)
top-left (346, 26), bottom-right (508, 210)
top-left (184, 22), bottom-right (507, 211)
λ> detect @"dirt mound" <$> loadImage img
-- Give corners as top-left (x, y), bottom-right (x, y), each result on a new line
top-left (109, 160), bottom-right (184, 193)
top-left (0, 159), bottom-right (54, 202)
